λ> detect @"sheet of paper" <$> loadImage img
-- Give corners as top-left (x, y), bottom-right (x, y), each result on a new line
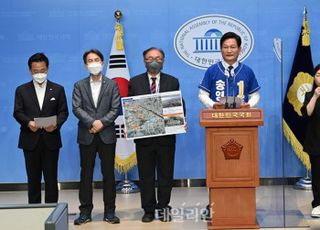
top-left (34, 115), bottom-right (57, 128)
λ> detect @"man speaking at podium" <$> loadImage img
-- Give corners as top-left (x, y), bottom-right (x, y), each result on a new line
top-left (198, 32), bottom-right (260, 109)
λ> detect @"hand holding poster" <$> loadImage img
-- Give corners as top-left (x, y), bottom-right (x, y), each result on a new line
top-left (122, 90), bottom-right (186, 139)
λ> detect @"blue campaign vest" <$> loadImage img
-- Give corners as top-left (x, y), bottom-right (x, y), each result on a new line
top-left (199, 62), bottom-right (260, 102)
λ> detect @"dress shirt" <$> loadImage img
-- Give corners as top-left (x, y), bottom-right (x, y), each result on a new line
top-left (222, 60), bottom-right (239, 77)
top-left (33, 80), bottom-right (47, 110)
top-left (148, 72), bottom-right (160, 93)
top-left (90, 75), bottom-right (102, 108)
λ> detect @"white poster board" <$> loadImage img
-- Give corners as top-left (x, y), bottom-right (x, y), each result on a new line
top-left (122, 90), bottom-right (186, 139)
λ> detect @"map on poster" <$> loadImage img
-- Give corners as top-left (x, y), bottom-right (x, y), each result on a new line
top-left (122, 91), bottom-right (186, 139)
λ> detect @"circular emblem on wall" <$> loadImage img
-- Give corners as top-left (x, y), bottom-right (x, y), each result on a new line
top-left (174, 14), bottom-right (254, 70)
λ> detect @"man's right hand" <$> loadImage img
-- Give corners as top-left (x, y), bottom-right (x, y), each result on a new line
top-left (213, 102), bottom-right (224, 109)
top-left (89, 120), bottom-right (104, 134)
top-left (28, 121), bottom-right (39, 132)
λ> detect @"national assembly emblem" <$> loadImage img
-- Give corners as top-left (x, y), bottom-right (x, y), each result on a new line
top-left (174, 14), bottom-right (254, 70)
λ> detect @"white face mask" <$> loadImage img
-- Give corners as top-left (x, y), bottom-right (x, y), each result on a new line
top-left (87, 62), bottom-right (103, 75)
top-left (32, 73), bottom-right (47, 84)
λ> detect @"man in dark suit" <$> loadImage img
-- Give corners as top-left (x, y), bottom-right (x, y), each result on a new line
top-left (72, 49), bottom-right (120, 225)
top-left (13, 52), bottom-right (69, 204)
top-left (129, 47), bottom-right (182, 223)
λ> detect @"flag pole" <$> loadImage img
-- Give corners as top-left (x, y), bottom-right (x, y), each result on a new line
top-left (293, 7), bottom-right (312, 190)
top-left (275, 36), bottom-right (286, 226)
top-left (116, 172), bottom-right (140, 194)
top-left (110, 10), bottom-right (140, 194)
top-left (294, 170), bottom-right (312, 190)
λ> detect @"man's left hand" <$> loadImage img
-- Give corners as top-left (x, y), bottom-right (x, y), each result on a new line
top-left (91, 120), bottom-right (104, 133)
top-left (184, 121), bottom-right (188, 131)
top-left (44, 125), bottom-right (57, 132)
top-left (240, 103), bottom-right (250, 108)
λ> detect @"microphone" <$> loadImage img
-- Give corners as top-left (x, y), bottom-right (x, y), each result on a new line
top-left (224, 69), bottom-right (229, 109)
top-left (230, 67), bottom-right (237, 109)
top-left (225, 66), bottom-right (234, 109)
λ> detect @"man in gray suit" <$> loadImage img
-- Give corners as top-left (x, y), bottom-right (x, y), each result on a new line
top-left (72, 49), bottom-right (120, 225)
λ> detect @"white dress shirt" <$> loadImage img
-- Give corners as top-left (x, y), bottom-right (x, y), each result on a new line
top-left (221, 60), bottom-right (239, 77)
top-left (148, 72), bottom-right (160, 93)
top-left (33, 80), bottom-right (47, 110)
top-left (90, 76), bottom-right (102, 108)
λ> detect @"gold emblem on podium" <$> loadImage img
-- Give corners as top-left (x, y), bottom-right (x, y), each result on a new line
top-left (221, 139), bottom-right (243, 160)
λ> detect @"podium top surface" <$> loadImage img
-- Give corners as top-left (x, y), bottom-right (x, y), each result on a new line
top-left (200, 108), bottom-right (264, 127)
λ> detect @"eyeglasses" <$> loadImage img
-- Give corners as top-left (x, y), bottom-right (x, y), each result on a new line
top-left (144, 57), bottom-right (163, 62)
top-left (222, 46), bottom-right (239, 50)
top-left (87, 58), bottom-right (102, 63)
top-left (31, 69), bottom-right (48, 74)
top-left (315, 73), bottom-right (320, 77)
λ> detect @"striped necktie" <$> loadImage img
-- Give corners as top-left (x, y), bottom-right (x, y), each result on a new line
top-left (228, 65), bottom-right (233, 77)
top-left (150, 77), bottom-right (157, 94)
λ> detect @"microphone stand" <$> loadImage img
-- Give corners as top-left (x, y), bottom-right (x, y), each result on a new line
top-left (232, 73), bottom-right (236, 108)
top-left (225, 73), bottom-right (229, 109)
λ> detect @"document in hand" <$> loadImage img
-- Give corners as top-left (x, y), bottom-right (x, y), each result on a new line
top-left (34, 115), bottom-right (57, 128)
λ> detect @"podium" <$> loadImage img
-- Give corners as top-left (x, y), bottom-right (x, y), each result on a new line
top-left (200, 108), bottom-right (264, 229)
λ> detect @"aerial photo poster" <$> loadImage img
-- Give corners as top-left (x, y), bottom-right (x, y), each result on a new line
top-left (122, 90), bottom-right (186, 139)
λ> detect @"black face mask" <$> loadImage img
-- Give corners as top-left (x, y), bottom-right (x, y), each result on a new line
top-left (145, 61), bottom-right (163, 73)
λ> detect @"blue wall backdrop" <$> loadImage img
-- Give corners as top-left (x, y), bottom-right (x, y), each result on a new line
top-left (1, 0), bottom-right (320, 183)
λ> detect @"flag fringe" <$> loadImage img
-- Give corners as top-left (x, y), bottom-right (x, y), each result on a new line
top-left (283, 119), bottom-right (310, 170)
top-left (115, 152), bottom-right (137, 173)
top-left (115, 22), bottom-right (124, 50)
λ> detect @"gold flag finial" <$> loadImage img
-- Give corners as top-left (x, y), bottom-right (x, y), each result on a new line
top-left (114, 10), bottom-right (124, 50)
top-left (303, 7), bottom-right (307, 17)
top-left (302, 7), bottom-right (310, 46)
top-left (114, 9), bottom-right (122, 22)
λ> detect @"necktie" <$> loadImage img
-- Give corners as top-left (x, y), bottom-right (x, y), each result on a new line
top-left (228, 65), bottom-right (233, 77)
top-left (228, 66), bottom-right (236, 108)
top-left (150, 77), bottom-right (157, 94)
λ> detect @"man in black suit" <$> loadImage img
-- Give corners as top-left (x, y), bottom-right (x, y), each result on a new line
top-left (129, 47), bottom-right (182, 223)
top-left (13, 52), bottom-right (69, 204)
top-left (72, 49), bottom-right (120, 225)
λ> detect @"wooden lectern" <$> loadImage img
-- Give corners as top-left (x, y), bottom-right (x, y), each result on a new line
top-left (200, 108), bottom-right (264, 229)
